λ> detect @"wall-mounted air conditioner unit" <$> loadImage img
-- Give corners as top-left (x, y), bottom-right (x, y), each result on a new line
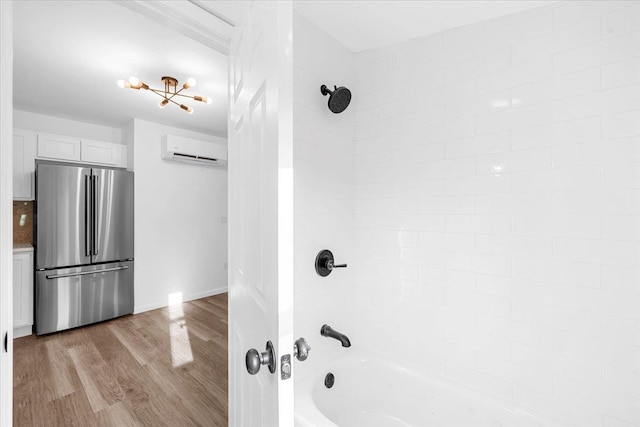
top-left (161, 135), bottom-right (227, 166)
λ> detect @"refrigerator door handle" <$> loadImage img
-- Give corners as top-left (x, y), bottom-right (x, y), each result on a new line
top-left (92, 175), bottom-right (99, 256)
top-left (45, 265), bottom-right (129, 280)
top-left (84, 174), bottom-right (90, 257)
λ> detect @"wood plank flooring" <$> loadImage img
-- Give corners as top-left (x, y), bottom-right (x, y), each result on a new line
top-left (13, 293), bottom-right (228, 426)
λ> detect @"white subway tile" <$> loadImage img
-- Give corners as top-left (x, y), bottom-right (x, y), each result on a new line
top-left (474, 90), bottom-right (512, 115)
top-left (477, 48), bottom-right (511, 76)
top-left (476, 103), bottom-right (552, 135)
top-left (553, 1), bottom-right (632, 30)
top-left (476, 192), bottom-right (553, 214)
top-left (551, 83), bottom-right (640, 122)
top-left (603, 265), bottom-right (640, 294)
top-left (512, 18), bottom-right (601, 65)
top-left (603, 163), bottom-right (640, 189)
top-left (394, 142), bottom-right (445, 165)
top-left (445, 174), bottom-right (509, 195)
top-left (445, 132), bottom-right (510, 159)
top-left (602, 110), bottom-right (640, 139)
top-left (553, 137), bottom-right (640, 167)
top-left (511, 363), bottom-right (554, 394)
top-left (475, 274), bottom-right (511, 297)
top-left (394, 69), bottom-right (446, 99)
top-left (476, 57), bottom-right (553, 95)
top-left (552, 190), bottom-right (605, 215)
top-left (513, 214), bottom-right (601, 239)
top-left (601, 2), bottom-right (640, 39)
top-left (510, 166), bottom-right (601, 192)
top-left (446, 362), bottom-right (512, 400)
top-left (476, 148), bottom-right (552, 175)
top-left (552, 283), bottom-right (605, 313)
top-left (512, 300), bottom-right (601, 333)
top-left (602, 57), bottom-right (640, 89)
top-left (476, 313), bottom-right (553, 349)
top-left (418, 38), bottom-right (476, 74)
top-left (553, 29), bottom-right (640, 75)
top-left (419, 195), bottom-right (475, 215)
top-left (512, 257), bottom-right (554, 282)
top-left (433, 268), bottom-right (475, 291)
top-left (601, 339), bottom-right (640, 372)
top-left (552, 260), bottom-right (602, 288)
top-left (511, 67), bottom-right (601, 108)
top-left (392, 34), bottom-right (442, 67)
top-left (603, 215), bottom-right (640, 241)
top-left (512, 116), bottom-right (601, 151)
top-left (554, 237), bottom-right (640, 266)
top-left (418, 157), bottom-right (475, 179)
top-left (476, 234), bottom-right (552, 259)
top-left (602, 314), bottom-right (640, 346)
top-left (605, 189), bottom-right (640, 215)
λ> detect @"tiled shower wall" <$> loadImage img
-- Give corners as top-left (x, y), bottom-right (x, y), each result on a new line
top-left (293, 12), bottom-right (355, 380)
top-left (353, 2), bottom-right (640, 426)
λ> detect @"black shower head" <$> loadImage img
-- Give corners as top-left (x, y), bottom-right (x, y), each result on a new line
top-left (321, 84), bottom-right (351, 114)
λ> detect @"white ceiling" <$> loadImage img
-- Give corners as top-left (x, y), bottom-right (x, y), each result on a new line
top-left (13, 1), bottom-right (228, 137)
top-left (293, 0), bottom-right (557, 52)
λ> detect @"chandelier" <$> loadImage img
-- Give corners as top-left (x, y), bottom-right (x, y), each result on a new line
top-left (117, 76), bottom-right (211, 114)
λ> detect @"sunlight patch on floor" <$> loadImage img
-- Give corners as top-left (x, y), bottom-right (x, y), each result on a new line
top-left (167, 292), bottom-right (193, 367)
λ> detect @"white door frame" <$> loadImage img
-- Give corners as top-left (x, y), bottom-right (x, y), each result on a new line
top-left (0, 1), bottom-right (13, 426)
top-left (0, 2), bottom-right (235, 426)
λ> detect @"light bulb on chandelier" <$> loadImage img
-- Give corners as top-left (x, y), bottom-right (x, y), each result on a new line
top-left (117, 75), bottom-right (211, 114)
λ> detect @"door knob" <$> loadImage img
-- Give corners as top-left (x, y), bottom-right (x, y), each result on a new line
top-left (246, 341), bottom-right (276, 375)
top-left (294, 337), bottom-right (311, 361)
top-left (315, 249), bottom-right (347, 277)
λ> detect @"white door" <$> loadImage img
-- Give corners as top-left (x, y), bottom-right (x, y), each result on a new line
top-left (228, 1), bottom-right (294, 427)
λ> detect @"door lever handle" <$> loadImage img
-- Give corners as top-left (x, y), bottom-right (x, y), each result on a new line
top-left (246, 341), bottom-right (276, 375)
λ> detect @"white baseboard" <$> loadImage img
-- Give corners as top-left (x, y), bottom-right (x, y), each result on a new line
top-left (134, 286), bottom-right (227, 314)
top-left (13, 325), bottom-right (32, 339)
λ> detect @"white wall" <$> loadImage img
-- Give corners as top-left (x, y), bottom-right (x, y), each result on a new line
top-left (293, 12), bottom-right (355, 381)
top-left (14, 110), bottom-right (123, 144)
top-left (133, 118), bottom-right (227, 312)
top-left (353, 2), bottom-right (640, 426)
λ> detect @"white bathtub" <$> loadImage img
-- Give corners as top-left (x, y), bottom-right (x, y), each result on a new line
top-left (295, 348), bottom-right (565, 427)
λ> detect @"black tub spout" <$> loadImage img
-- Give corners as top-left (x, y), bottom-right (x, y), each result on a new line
top-left (321, 324), bottom-right (351, 347)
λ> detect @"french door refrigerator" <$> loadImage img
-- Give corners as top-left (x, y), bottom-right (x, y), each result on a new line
top-left (35, 162), bottom-right (134, 335)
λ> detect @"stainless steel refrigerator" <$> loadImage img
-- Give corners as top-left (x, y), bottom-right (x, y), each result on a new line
top-left (35, 162), bottom-right (134, 335)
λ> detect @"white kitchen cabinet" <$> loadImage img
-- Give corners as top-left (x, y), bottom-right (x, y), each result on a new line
top-left (37, 133), bottom-right (82, 161)
top-left (13, 251), bottom-right (33, 338)
top-left (13, 129), bottom-right (37, 200)
top-left (34, 132), bottom-right (127, 168)
top-left (81, 138), bottom-right (125, 166)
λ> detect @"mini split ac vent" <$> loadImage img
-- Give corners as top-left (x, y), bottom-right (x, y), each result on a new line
top-left (161, 135), bottom-right (227, 166)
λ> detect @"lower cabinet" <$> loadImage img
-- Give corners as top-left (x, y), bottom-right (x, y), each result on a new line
top-left (13, 251), bottom-right (33, 338)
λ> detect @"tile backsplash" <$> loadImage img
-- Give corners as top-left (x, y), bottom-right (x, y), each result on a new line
top-left (13, 201), bottom-right (33, 245)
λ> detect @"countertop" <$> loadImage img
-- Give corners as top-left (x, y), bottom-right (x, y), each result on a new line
top-left (13, 243), bottom-right (34, 253)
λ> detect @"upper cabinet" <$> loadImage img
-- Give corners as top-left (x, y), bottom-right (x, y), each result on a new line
top-left (81, 138), bottom-right (125, 166)
top-left (37, 133), bottom-right (81, 161)
top-left (36, 132), bottom-right (126, 167)
top-left (13, 129), bottom-right (36, 200)
top-left (13, 130), bottom-right (127, 200)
